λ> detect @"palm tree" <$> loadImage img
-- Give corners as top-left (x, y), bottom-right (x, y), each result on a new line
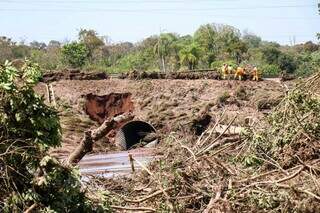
top-left (179, 42), bottom-right (202, 70)
top-left (154, 33), bottom-right (177, 72)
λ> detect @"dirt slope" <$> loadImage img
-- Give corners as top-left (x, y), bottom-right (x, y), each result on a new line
top-left (35, 79), bottom-right (284, 157)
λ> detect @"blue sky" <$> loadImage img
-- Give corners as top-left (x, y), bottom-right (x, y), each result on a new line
top-left (0, 0), bottom-right (319, 45)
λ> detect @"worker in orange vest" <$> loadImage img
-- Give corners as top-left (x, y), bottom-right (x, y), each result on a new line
top-left (235, 66), bottom-right (245, 81)
top-left (252, 66), bottom-right (259, 81)
top-left (228, 65), bottom-right (234, 77)
top-left (221, 63), bottom-right (229, 79)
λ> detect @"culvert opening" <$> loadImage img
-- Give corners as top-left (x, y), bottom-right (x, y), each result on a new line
top-left (115, 121), bottom-right (157, 150)
top-left (191, 114), bottom-right (212, 136)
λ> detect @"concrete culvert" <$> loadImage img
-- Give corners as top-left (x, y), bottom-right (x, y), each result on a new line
top-left (115, 121), bottom-right (158, 150)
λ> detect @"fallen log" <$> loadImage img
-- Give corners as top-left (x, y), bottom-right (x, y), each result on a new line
top-left (67, 113), bottom-right (134, 165)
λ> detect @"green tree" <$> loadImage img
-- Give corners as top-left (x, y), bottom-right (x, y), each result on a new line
top-left (153, 33), bottom-right (178, 72)
top-left (0, 36), bottom-right (14, 62)
top-left (242, 32), bottom-right (262, 48)
top-left (78, 29), bottom-right (105, 58)
top-left (0, 60), bottom-right (98, 212)
top-left (277, 53), bottom-right (297, 73)
top-left (261, 45), bottom-right (281, 64)
top-left (62, 42), bottom-right (89, 68)
top-left (179, 42), bottom-right (202, 70)
top-left (194, 24), bottom-right (217, 67)
top-left (215, 25), bottom-right (248, 63)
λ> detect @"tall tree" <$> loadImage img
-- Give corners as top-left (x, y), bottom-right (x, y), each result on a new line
top-left (179, 42), bottom-right (202, 70)
top-left (194, 24), bottom-right (217, 67)
top-left (78, 29), bottom-right (104, 58)
top-left (153, 33), bottom-right (177, 72)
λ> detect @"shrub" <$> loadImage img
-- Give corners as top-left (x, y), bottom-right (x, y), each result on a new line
top-left (277, 53), bottom-right (297, 73)
top-left (0, 60), bottom-right (98, 212)
top-left (62, 42), bottom-right (89, 68)
top-left (261, 64), bottom-right (281, 77)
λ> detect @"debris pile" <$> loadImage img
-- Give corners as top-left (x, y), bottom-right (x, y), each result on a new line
top-left (88, 73), bottom-right (320, 212)
top-left (119, 70), bottom-right (221, 80)
top-left (41, 69), bottom-right (108, 82)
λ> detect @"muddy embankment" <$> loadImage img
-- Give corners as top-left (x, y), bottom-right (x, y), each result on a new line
top-left (35, 78), bottom-right (285, 159)
top-left (41, 69), bottom-right (108, 83)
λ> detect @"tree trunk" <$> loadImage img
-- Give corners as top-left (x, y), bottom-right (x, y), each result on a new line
top-left (161, 56), bottom-right (166, 72)
top-left (67, 113), bottom-right (134, 165)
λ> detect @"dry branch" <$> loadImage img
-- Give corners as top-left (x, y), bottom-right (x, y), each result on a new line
top-left (67, 113), bottom-right (134, 165)
top-left (111, 205), bottom-right (156, 212)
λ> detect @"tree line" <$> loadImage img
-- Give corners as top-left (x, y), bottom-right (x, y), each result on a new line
top-left (1, 23), bottom-right (320, 76)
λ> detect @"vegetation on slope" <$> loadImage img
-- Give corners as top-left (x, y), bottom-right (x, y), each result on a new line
top-left (1, 24), bottom-right (319, 76)
top-left (0, 60), bottom-right (109, 212)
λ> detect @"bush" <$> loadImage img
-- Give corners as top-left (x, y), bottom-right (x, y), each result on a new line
top-left (62, 42), bottom-right (89, 68)
top-left (277, 53), bottom-right (297, 73)
top-left (210, 60), bottom-right (237, 70)
top-left (261, 64), bottom-right (281, 77)
top-left (0, 60), bottom-right (98, 212)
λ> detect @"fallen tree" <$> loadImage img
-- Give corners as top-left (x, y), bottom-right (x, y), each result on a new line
top-left (67, 113), bottom-right (134, 165)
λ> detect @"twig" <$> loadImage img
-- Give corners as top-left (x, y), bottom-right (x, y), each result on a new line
top-left (132, 156), bottom-right (173, 208)
top-left (276, 183), bottom-right (320, 201)
top-left (197, 114), bottom-right (238, 156)
top-left (195, 110), bottom-right (226, 148)
top-left (203, 187), bottom-right (222, 213)
top-left (123, 187), bottom-right (175, 203)
top-left (24, 203), bottom-right (38, 213)
top-left (170, 135), bottom-right (197, 161)
top-left (273, 166), bottom-right (304, 184)
top-left (111, 205), bottom-right (156, 212)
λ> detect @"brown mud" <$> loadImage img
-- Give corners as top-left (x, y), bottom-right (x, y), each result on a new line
top-left (41, 69), bottom-right (108, 82)
top-left (35, 78), bottom-right (285, 157)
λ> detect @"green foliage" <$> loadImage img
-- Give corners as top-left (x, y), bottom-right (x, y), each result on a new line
top-left (243, 83), bottom-right (320, 168)
top-left (211, 60), bottom-right (237, 69)
top-left (153, 33), bottom-right (178, 71)
top-left (194, 24), bottom-right (217, 66)
top-left (277, 53), bottom-right (297, 73)
top-left (261, 45), bottom-right (281, 64)
top-left (179, 42), bottom-right (202, 70)
top-left (0, 60), bottom-right (60, 148)
top-left (261, 64), bottom-right (281, 77)
top-left (78, 29), bottom-right (105, 62)
top-left (0, 60), bottom-right (99, 212)
top-left (0, 24), bottom-right (319, 75)
top-left (243, 32), bottom-right (262, 48)
top-left (4, 157), bottom-right (95, 213)
top-left (62, 42), bottom-right (89, 68)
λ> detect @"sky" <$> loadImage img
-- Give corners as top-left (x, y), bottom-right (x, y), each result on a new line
top-left (0, 0), bottom-right (319, 45)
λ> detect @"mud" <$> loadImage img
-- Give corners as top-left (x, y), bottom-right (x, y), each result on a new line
top-left (84, 93), bottom-right (134, 124)
top-left (120, 70), bottom-right (221, 80)
top-left (35, 79), bottom-right (285, 157)
top-left (41, 69), bottom-right (108, 83)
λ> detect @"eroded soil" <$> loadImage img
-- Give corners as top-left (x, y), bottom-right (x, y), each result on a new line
top-left (35, 79), bottom-right (285, 157)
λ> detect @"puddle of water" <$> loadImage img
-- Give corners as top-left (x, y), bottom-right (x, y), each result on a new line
top-left (79, 148), bottom-right (156, 179)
